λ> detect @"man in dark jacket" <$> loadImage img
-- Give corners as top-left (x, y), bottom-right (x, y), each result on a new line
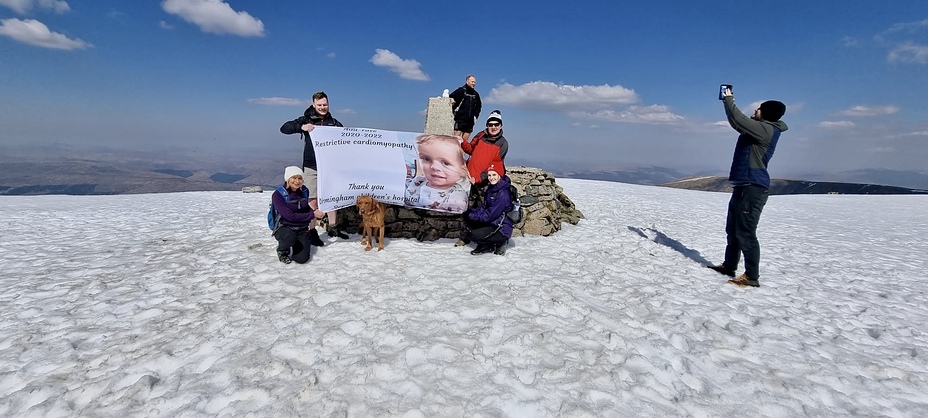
top-left (280, 91), bottom-right (349, 243)
top-left (708, 87), bottom-right (788, 288)
top-left (449, 74), bottom-right (482, 142)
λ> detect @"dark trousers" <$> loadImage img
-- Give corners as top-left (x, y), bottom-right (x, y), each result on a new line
top-left (274, 227), bottom-right (312, 264)
top-left (469, 226), bottom-right (508, 246)
top-left (723, 185), bottom-right (769, 280)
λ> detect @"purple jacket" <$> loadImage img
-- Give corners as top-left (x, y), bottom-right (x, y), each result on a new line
top-left (272, 185), bottom-right (316, 228)
top-left (467, 175), bottom-right (513, 238)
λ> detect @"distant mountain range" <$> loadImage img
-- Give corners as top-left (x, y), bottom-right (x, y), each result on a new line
top-left (662, 176), bottom-right (928, 195)
top-left (792, 168), bottom-right (928, 191)
top-left (0, 157), bottom-right (285, 195)
top-left (1, 154), bottom-right (926, 196)
top-left (550, 166), bottom-right (687, 186)
top-left (549, 167), bottom-right (928, 195)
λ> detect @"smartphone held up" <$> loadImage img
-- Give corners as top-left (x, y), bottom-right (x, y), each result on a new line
top-left (719, 84), bottom-right (732, 100)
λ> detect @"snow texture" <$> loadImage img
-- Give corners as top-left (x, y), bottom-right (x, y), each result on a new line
top-left (1, 179), bottom-right (927, 417)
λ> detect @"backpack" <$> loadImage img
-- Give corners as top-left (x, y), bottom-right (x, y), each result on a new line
top-left (267, 186), bottom-right (309, 233)
top-left (506, 184), bottom-right (523, 223)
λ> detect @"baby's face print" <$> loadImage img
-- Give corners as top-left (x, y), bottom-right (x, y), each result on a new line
top-left (418, 141), bottom-right (465, 189)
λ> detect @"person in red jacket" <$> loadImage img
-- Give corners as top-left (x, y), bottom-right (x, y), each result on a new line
top-left (462, 110), bottom-right (508, 184)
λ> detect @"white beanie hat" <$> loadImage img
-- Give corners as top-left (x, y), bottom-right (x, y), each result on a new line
top-left (486, 110), bottom-right (502, 125)
top-left (284, 166), bottom-right (304, 182)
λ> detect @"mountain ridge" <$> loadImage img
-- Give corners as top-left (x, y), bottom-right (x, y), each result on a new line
top-left (662, 176), bottom-right (928, 195)
top-left (2, 155), bottom-right (926, 196)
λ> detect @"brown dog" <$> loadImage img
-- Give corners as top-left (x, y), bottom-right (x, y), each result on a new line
top-left (356, 195), bottom-right (386, 251)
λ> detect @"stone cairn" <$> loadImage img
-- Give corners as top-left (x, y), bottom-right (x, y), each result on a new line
top-left (331, 96), bottom-right (584, 241)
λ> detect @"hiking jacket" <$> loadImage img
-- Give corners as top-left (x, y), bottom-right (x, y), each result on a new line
top-left (449, 84), bottom-right (482, 123)
top-left (280, 107), bottom-right (344, 171)
top-left (723, 96), bottom-right (788, 189)
top-left (467, 175), bottom-right (514, 239)
top-left (462, 130), bottom-right (509, 183)
top-left (272, 185), bottom-right (316, 228)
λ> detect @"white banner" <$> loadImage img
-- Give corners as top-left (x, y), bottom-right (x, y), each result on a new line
top-left (312, 126), bottom-right (472, 214)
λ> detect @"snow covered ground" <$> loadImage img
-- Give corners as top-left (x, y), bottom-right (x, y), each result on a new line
top-left (1, 179), bottom-right (926, 417)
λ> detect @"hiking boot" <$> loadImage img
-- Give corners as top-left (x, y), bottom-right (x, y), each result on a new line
top-left (308, 229), bottom-right (325, 247)
top-left (493, 244), bottom-right (507, 256)
top-left (277, 251), bottom-right (292, 264)
top-left (327, 228), bottom-right (349, 239)
top-left (707, 264), bottom-right (736, 277)
top-left (454, 238), bottom-right (470, 247)
top-left (470, 244), bottom-right (493, 255)
top-left (728, 273), bottom-right (760, 288)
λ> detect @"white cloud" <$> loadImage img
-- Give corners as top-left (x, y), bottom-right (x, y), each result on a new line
top-left (326, 52), bottom-right (336, 59)
top-left (837, 105), bottom-right (900, 117)
top-left (161, 0), bottom-right (264, 37)
top-left (159, 20), bottom-right (175, 30)
top-left (0, 18), bottom-right (90, 50)
top-left (874, 19), bottom-right (928, 65)
top-left (247, 97), bottom-right (309, 107)
top-left (900, 130), bottom-right (928, 137)
top-left (888, 43), bottom-right (928, 64)
top-left (369, 49), bottom-right (429, 81)
top-left (876, 18), bottom-right (928, 41)
top-left (337, 108), bottom-right (356, 115)
top-left (106, 10), bottom-right (126, 23)
top-left (819, 121), bottom-right (856, 129)
top-left (842, 36), bottom-right (859, 47)
top-left (866, 147), bottom-right (896, 153)
top-left (0, 0), bottom-right (69, 14)
top-left (570, 105), bottom-right (684, 125)
top-left (486, 81), bottom-right (638, 111)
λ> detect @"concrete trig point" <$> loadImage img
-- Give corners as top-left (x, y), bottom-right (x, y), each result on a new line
top-left (424, 97), bottom-right (454, 136)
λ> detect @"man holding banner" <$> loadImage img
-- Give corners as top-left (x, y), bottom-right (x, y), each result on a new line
top-left (280, 91), bottom-right (349, 242)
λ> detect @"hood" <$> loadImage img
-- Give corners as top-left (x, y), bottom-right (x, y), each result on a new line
top-left (768, 120), bottom-right (789, 132)
top-left (483, 129), bottom-right (504, 142)
top-left (304, 106), bottom-right (328, 123)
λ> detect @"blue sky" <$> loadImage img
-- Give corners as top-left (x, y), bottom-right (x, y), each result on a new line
top-left (2, 0), bottom-right (927, 176)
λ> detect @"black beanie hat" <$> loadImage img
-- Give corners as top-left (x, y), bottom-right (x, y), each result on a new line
top-left (759, 100), bottom-right (786, 122)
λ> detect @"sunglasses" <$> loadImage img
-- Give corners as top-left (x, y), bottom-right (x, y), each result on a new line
top-left (487, 122), bottom-right (501, 127)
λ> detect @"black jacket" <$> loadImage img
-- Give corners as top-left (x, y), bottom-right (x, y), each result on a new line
top-left (280, 107), bottom-right (344, 171)
top-left (449, 84), bottom-right (482, 123)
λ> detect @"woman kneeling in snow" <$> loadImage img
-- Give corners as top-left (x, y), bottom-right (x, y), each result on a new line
top-left (272, 166), bottom-right (325, 264)
top-left (465, 165), bottom-right (513, 255)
